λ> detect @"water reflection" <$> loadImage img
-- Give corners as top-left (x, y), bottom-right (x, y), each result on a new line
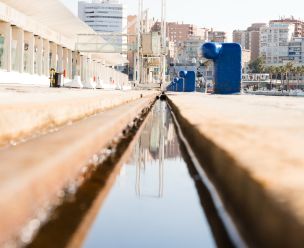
top-left (83, 101), bottom-right (217, 248)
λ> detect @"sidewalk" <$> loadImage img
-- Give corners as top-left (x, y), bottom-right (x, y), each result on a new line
top-left (0, 84), bottom-right (157, 147)
top-left (167, 93), bottom-right (304, 247)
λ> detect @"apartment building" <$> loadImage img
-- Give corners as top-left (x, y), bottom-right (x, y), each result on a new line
top-left (288, 38), bottom-right (304, 64)
top-left (270, 17), bottom-right (304, 37)
top-left (260, 22), bottom-right (295, 65)
top-left (233, 23), bottom-right (266, 61)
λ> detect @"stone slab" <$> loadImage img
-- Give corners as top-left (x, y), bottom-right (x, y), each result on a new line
top-left (167, 93), bottom-right (304, 247)
top-left (0, 84), bottom-right (156, 147)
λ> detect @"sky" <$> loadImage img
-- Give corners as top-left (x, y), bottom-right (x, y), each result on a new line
top-left (61, 0), bottom-right (304, 40)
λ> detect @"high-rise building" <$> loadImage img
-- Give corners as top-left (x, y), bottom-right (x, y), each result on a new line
top-left (270, 17), bottom-right (304, 37)
top-left (260, 22), bottom-right (295, 65)
top-left (233, 23), bottom-right (266, 61)
top-left (233, 30), bottom-right (248, 49)
top-left (78, 0), bottom-right (127, 54)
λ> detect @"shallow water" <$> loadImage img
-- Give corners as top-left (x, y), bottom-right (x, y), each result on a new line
top-left (82, 101), bottom-right (218, 248)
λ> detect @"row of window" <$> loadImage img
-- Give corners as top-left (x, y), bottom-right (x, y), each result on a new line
top-left (85, 16), bottom-right (123, 19)
top-left (85, 6), bottom-right (123, 10)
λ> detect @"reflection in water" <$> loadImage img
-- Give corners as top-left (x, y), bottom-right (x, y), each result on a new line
top-left (83, 101), bottom-right (217, 248)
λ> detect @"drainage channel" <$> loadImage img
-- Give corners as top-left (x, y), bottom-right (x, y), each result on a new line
top-left (28, 99), bottom-right (242, 248)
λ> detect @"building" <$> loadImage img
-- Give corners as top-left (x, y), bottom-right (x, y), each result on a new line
top-left (288, 38), bottom-right (304, 64)
top-left (152, 21), bottom-right (197, 44)
top-left (270, 17), bottom-right (304, 37)
top-left (176, 36), bottom-right (205, 65)
top-left (208, 30), bottom-right (227, 42)
top-left (248, 24), bottom-right (267, 61)
top-left (260, 22), bottom-right (295, 65)
top-left (78, 0), bottom-right (127, 54)
top-left (167, 41), bottom-right (176, 64)
top-left (233, 23), bottom-right (266, 61)
top-left (242, 49), bottom-right (251, 73)
top-left (233, 30), bottom-right (248, 49)
top-left (127, 15), bottom-right (137, 79)
top-left (0, 0), bottom-right (128, 87)
top-left (195, 27), bottom-right (209, 41)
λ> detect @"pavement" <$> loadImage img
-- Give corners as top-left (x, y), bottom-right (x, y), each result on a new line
top-left (167, 93), bottom-right (304, 247)
top-left (0, 84), bottom-right (156, 148)
top-left (0, 84), bottom-right (158, 246)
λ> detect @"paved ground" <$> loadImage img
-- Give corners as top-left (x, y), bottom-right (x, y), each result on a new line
top-left (167, 93), bottom-right (304, 246)
top-left (0, 85), bottom-right (157, 246)
top-left (0, 84), bottom-right (156, 147)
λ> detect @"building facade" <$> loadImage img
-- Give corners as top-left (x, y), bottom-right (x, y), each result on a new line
top-left (288, 38), bottom-right (304, 64)
top-left (260, 22), bottom-right (295, 65)
top-left (78, 0), bottom-right (127, 54)
top-left (233, 23), bottom-right (266, 61)
top-left (0, 0), bottom-right (128, 87)
top-left (270, 17), bottom-right (304, 37)
top-left (208, 30), bottom-right (227, 42)
top-left (176, 36), bottom-right (205, 65)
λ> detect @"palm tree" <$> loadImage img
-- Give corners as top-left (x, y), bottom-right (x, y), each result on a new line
top-left (295, 66), bottom-right (302, 90)
top-left (267, 66), bottom-right (276, 90)
top-left (285, 62), bottom-right (294, 92)
top-left (278, 66), bottom-right (285, 92)
top-left (301, 66), bottom-right (304, 90)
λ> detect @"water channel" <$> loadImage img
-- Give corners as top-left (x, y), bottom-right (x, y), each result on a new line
top-left (29, 100), bottom-right (236, 248)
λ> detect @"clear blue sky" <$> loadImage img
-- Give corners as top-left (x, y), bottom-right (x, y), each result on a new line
top-left (61, 0), bottom-right (304, 40)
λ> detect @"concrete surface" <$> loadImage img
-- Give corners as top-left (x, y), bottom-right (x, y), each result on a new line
top-left (0, 84), bottom-right (156, 147)
top-left (0, 89), bottom-right (156, 246)
top-left (167, 93), bottom-right (304, 247)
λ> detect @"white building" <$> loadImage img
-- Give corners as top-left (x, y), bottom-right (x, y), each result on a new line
top-left (0, 0), bottom-right (128, 88)
top-left (78, 0), bottom-right (127, 54)
top-left (288, 38), bottom-right (304, 64)
top-left (260, 23), bottom-right (295, 65)
top-left (176, 36), bottom-right (205, 65)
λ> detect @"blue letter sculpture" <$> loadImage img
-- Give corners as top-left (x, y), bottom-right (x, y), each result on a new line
top-left (179, 71), bottom-right (196, 92)
top-left (202, 42), bottom-right (242, 94)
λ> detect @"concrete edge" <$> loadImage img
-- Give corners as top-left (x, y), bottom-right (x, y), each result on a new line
top-left (0, 94), bottom-right (157, 246)
top-left (167, 96), bottom-right (304, 247)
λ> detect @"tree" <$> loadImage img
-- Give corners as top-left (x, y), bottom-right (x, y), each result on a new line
top-left (248, 57), bottom-right (265, 73)
top-left (279, 66), bottom-right (286, 92)
top-left (266, 66), bottom-right (276, 89)
top-left (285, 62), bottom-right (294, 91)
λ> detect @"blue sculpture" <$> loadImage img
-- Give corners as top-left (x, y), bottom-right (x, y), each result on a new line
top-left (179, 71), bottom-right (196, 92)
top-left (177, 78), bottom-right (184, 92)
top-left (202, 42), bottom-right (242, 94)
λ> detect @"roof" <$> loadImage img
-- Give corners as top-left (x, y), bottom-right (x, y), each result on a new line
top-left (1, 0), bottom-right (126, 65)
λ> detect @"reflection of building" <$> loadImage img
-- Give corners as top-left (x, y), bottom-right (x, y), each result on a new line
top-left (131, 101), bottom-right (181, 164)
